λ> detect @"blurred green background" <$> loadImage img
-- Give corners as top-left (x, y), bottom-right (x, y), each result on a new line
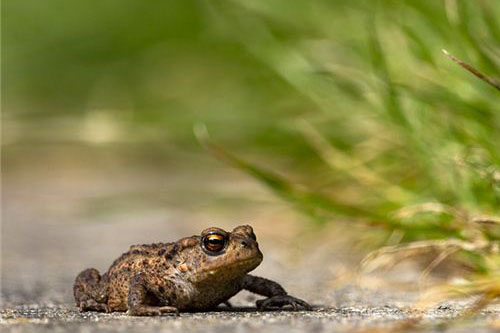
top-left (3, 0), bottom-right (500, 303)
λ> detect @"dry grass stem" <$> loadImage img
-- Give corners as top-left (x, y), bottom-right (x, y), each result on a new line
top-left (360, 239), bottom-right (483, 274)
top-left (442, 49), bottom-right (500, 91)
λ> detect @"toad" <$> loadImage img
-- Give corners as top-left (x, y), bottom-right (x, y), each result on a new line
top-left (74, 225), bottom-right (311, 315)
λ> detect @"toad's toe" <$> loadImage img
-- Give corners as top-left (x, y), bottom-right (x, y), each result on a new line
top-left (256, 295), bottom-right (312, 311)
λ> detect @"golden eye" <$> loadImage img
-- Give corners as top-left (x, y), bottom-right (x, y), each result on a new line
top-left (202, 233), bottom-right (227, 254)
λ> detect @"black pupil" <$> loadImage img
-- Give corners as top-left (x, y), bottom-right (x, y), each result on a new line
top-left (208, 238), bottom-right (222, 245)
top-left (204, 234), bottom-right (226, 252)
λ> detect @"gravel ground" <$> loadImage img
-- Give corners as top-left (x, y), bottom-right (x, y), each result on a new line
top-left (2, 303), bottom-right (500, 333)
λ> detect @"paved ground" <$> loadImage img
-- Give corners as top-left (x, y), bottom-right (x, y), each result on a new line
top-left (2, 145), bottom-right (500, 332)
top-left (2, 302), bottom-right (500, 333)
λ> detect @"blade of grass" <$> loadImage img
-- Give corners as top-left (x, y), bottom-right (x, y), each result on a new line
top-left (368, 17), bottom-right (407, 128)
top-left (402, 25), bottom-right (436, 67)
top-left (296, 119), bottom-right (412, 203)
top-left (479, 0), bottom-right (500, 42)
top-left (195, 123), bottom-right (381, 222)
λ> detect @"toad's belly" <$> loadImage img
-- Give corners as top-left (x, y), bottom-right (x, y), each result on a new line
top-left (172, 279), bottom-right (242, 311)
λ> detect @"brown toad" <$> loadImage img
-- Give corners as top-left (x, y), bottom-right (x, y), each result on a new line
top-left (74, 225), bottom-right (311, 315)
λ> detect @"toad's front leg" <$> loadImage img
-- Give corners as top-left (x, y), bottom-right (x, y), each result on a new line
top-left (241, 274), bottom-right (312, 311)
top-left (127, 272), bottom-right (179, 316)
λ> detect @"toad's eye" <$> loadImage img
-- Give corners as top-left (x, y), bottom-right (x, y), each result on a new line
top-left (202, 232), bottom-right (227, 254)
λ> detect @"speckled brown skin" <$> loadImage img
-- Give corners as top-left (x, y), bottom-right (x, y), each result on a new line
top-left (73, 225), bottom-right (311, 316)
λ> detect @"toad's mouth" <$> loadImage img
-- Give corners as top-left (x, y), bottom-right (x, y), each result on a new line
top-left (198, 256), bottom-right (263, 278)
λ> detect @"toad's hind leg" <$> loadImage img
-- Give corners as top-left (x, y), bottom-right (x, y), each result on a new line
top-left (74, 268), bottom-right (108, 312)
top-left (127, 272), bottom-right (178, 316)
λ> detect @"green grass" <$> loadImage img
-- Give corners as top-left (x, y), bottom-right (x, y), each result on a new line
top-left (199, 0), bottom-right (500, 300)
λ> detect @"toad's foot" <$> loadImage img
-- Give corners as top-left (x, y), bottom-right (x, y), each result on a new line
top-left (77, 299), bottom-right (109, 312)
top-left (128, 305), bottom-right (179, 316)
top-left (256, 295), bottom-right (312, 311)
